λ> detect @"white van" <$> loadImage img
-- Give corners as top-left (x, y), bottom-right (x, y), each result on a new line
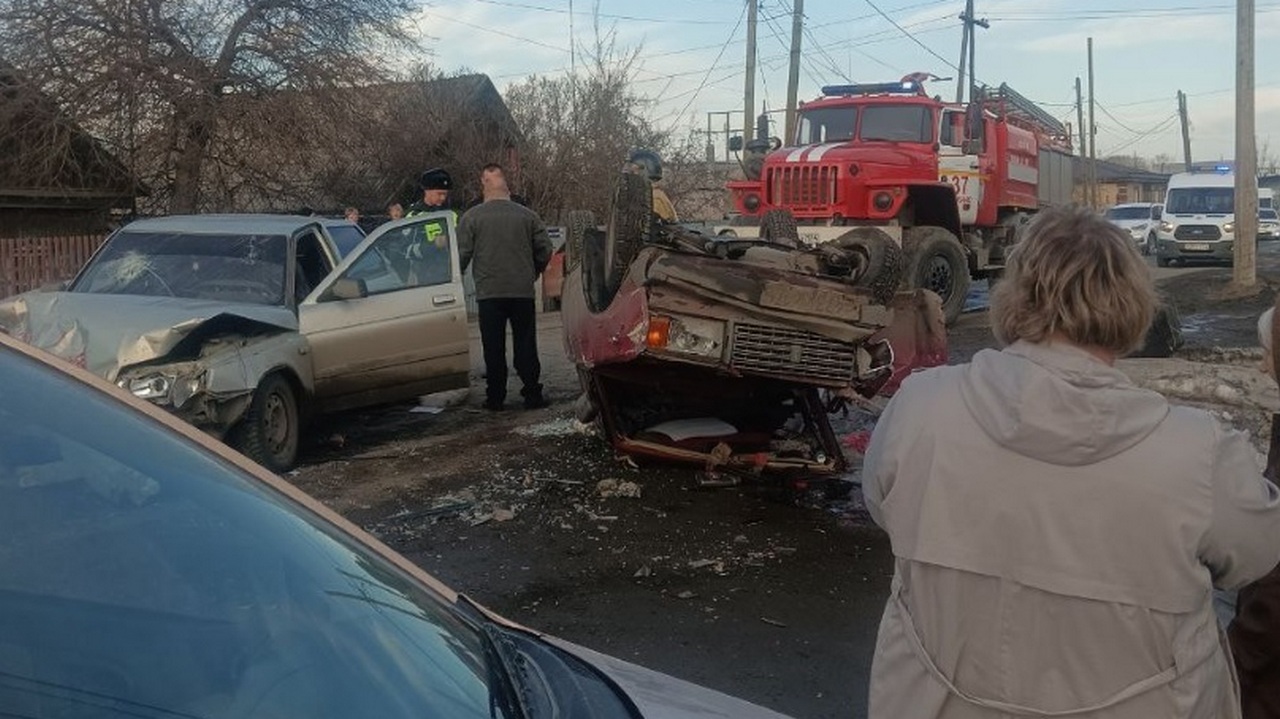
top-left (1155, 170), bottom-right (1240, 267)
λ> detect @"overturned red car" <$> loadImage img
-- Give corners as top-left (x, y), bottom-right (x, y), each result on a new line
top-left (561, 171), bottom-right (947, 482)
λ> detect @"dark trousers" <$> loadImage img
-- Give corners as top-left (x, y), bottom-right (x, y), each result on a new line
top-left (477, 298), bottom-right (541, 404)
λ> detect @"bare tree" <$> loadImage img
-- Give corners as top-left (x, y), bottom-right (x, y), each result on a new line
top-left (0, 0), bottom-right (420, 213)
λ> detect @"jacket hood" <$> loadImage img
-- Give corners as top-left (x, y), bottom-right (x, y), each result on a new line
top-left (0, 292), bottom-right (297, 380)
top-left (959, 341), bottom-right (1169, 466)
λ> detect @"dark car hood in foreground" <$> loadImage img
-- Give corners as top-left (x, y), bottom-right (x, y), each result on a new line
top-left (545, 636), bottom-right (794, 718)
top-left (0, 292), bottom-right (297, 380)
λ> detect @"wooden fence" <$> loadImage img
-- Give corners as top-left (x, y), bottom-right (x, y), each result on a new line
top-left (0, 234), bottom-right (107, 298)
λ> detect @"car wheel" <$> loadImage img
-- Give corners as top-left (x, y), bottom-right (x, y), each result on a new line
top-left (233, 373), bottom-right (300, 473)
top-left (564, 210), bottom-right (595, 271)
top-left (903, 226), bottom-right (971, 325)
top-left (604, 173), bottom-right (654, 298)
top-left (760, 208), bottom-right (801, 246)
top-left (823, 227), bottom-right (904, 304)
top-left (1156, 256), bottom-right (1171, 268)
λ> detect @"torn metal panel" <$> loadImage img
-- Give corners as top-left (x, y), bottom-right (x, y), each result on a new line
top-left (867, 290), bottom-right (949, 396)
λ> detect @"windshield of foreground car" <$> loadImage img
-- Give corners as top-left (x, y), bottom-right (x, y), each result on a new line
top-left (0, 347), bottom-right (509, 719)
top-left (1165, 187), bottom-right (1234, 215)
top-left (1105, 206), bottom-right (1153, 221)
top-left (73, 231), bottom-right (289, 306)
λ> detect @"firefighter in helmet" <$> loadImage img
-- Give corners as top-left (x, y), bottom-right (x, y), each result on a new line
top-left (625, 149), bottom-right (678, 224)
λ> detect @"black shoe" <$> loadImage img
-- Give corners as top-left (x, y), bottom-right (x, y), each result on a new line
top-left (523, 395), bottom-right (550, 410)
top-left (483, 399), bottom-right (505, 411)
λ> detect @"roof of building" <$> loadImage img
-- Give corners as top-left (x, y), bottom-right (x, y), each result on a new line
top-left (1072, 156), bottom-right (1171, 185)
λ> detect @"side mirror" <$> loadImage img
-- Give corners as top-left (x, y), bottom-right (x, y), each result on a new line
top-left (728, 136), bottom-right (744, 152)
top-left (327, 277), bottom-right (368, 301)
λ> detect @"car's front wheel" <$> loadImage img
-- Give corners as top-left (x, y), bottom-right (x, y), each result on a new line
top-left (233, 373), bottom-right (300, 473)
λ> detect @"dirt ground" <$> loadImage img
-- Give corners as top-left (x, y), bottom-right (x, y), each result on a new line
top-left (287, 243), bottom-right (1280, 719)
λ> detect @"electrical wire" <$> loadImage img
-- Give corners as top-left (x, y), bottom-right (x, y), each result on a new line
top-left (861, 0), bottom-right (959, 73)
top-left (1098, 113), bottom-right (1181, 156)
top-left (467, 0), bottom-right (731, 25)
top-left (666, 1), bottom-right (748, 130)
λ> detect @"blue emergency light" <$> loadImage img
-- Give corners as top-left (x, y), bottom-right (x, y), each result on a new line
top-left (822, 81), bottom-right (919, 97)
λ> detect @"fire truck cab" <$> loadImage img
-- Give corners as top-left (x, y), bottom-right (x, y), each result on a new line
top-left (720, 77), bottom-right (1074, 323)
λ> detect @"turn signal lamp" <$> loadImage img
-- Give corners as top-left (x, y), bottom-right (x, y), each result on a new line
top-left (646, 316), bottom-right (671, 348)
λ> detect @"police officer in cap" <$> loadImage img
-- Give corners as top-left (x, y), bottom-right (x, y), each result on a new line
top-left (407, 168), bottom-right (453, 217)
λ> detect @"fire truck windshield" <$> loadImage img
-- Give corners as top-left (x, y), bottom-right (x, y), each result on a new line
top-left (859, 105), bottom-right (933, 143)
top-left (796, 107), bottom-right (856, 144)
top-left (795, 104), bottom-right (934, 146)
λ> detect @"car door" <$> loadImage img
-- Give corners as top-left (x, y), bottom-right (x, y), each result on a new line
top-left (299, 213), bottom-right (469, 413)
top-left (938, 108), bottom-right (983, 225)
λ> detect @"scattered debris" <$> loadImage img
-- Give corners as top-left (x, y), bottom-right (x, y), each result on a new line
top-left (760, 617), bottom-right (788, 628)
top-left (514, 417), bottom-right (596, 438)
top-left (633, 565), bottom-right (653, 578)
top-left (328, 433), bottom-right (346, 449)
top-left (733, 535), bottom-right (750, 544)
top-left (843, 431), bottom-right (872, 454)
top-left (676, 590), bottom-right (698, 600)
top-left (535, 477), bottom-right (586, 486)
top-left (410, 405), bottom-right (444, 415)
top-left (493, 508), bottom-right (516, 523)
top-left (597, 478), bottom-right (643, 498)
top-left (688, 559), bottom-right (718, 570)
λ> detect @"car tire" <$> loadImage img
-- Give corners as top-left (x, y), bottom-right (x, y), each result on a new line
top-left (233, 373), bottom-right (300, 474)
top-left (903, 226), bottom-right (971, 325)
top-left (604, 173), bottom-right (654, 298)
top-left (564, 210), bottom-right (595, 271)
top-left (760, 208), bottom-right (801, 246)
top-left (1156, 256), bottom-right (1171, 268)
top-left (824, 228), bottom-right (904, 304)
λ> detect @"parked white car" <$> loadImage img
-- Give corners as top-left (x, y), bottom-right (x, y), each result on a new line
top-left (1260, 208), bottom-right (1280, 240)
top-left (1103, 203), bottom-right (1162, 255)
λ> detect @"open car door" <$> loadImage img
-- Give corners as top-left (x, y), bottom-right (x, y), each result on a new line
top-left (299, 213), bottom-right (469, 412)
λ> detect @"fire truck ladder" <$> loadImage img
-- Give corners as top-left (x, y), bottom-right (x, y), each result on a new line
top-left (993, 83), bottom-right (1067, 139)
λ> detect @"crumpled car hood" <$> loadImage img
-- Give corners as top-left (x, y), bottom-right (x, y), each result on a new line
top-left (0, 292), bottom-right (297, 381)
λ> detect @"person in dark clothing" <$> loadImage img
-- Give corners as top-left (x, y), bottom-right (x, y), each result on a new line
top-left (458, 163), bottom-right (553, 411)
top-left (406, 168), bottom-right (454, 217)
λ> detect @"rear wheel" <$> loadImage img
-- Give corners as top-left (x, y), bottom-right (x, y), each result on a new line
top-left (564, 210), bottom-right (595, 271)
top-left (903, 227), bottom-right (971, 325)
top-left (232, 373), bottom-right (300, 473)
top-left (604, 173), bottom-right (653, 297)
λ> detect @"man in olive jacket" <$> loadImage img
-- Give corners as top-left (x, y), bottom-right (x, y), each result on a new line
top-left (458, 164), bottom-right (553, 411)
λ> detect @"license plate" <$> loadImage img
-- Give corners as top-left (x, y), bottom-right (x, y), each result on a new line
top-left (1182, 242), bottom-right (1211, 251)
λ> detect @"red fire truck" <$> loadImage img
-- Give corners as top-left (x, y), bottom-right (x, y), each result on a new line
top-left (720, 76), bottom-right (1075, 323)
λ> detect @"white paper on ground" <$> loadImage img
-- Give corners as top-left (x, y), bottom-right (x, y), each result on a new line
top-left (644, 418), bottom-right (737, 441)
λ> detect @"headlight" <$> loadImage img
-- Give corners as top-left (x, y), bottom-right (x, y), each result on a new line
top-left (1160, 220), bottom-right (1175, 233)
top-left (645, 315), bottom-right (725, 358)
top-left (1224, 222), bottom-right (1235, 235)
top-left (743, 193), bottom-right (762, 212)
top-left (873, 192), bottom-right (894, 211)
top-left (126, 374), bottom-right (171, 401)
top-left (120, 369), bottom-right (206, 408)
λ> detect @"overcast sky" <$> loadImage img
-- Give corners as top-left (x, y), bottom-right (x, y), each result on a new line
top-left (414, 0), bottom-right (1280, 163)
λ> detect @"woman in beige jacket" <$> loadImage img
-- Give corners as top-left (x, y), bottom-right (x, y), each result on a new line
top-left (862, 204), bottom-right (1280, 719)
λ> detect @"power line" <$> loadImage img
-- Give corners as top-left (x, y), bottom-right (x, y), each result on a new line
top-left (667, 2), bottom-right (749, 131)
top-left (861, 0), bottom-right (959, 73)
top-left (468, 0), bottom-right (730, 25)
top-left (1099, 114), bottom-right (1181, 156)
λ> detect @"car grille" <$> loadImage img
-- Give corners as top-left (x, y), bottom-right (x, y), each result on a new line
top-left (766, 164), bottom-right (839, 210)
top-left (730, 323), bottom-right (856, 385)
top-left (1174, 225), bottom-right (1223, 241)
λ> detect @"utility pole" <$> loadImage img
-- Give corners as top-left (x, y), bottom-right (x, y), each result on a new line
top-left (961, 3), bottom-right (989, 104)
top-left (1234, 0), bottom-right (1258, 288)
top-left (784, 0), bottom-right (804, 144)
top-left (1087, 37), bottom-right (1098, 209)
top-left (955, 0), bottom-right (971, 103)
top-left (1075, 77), bottom-right (1086, 158)
top-left (1177, 91), bottom-right (1193, 171)
top-left (744, 0), bottom-right (758, 145)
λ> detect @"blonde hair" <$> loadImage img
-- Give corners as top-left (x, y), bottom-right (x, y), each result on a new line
top-left (989, 204), bottom-right (1157, 355)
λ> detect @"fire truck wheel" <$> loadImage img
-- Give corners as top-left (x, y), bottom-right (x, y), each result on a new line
top-left (826, 228), bottom-right (904, 304)
top-left (760, 209), bottom-right (800, 246)
top-left (904, 227), bottom-right (971, 325)
top-left (604, 173), bottom-right (654, 298)
top-left (564, 210), bottom-right (595, 271)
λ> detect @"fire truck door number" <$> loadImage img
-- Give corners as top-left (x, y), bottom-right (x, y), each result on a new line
top-left (940, 174), bottom-right (969, 195)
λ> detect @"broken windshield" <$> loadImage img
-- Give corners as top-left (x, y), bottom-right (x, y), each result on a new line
top-left (73, 232), bottom-right (289, 306)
